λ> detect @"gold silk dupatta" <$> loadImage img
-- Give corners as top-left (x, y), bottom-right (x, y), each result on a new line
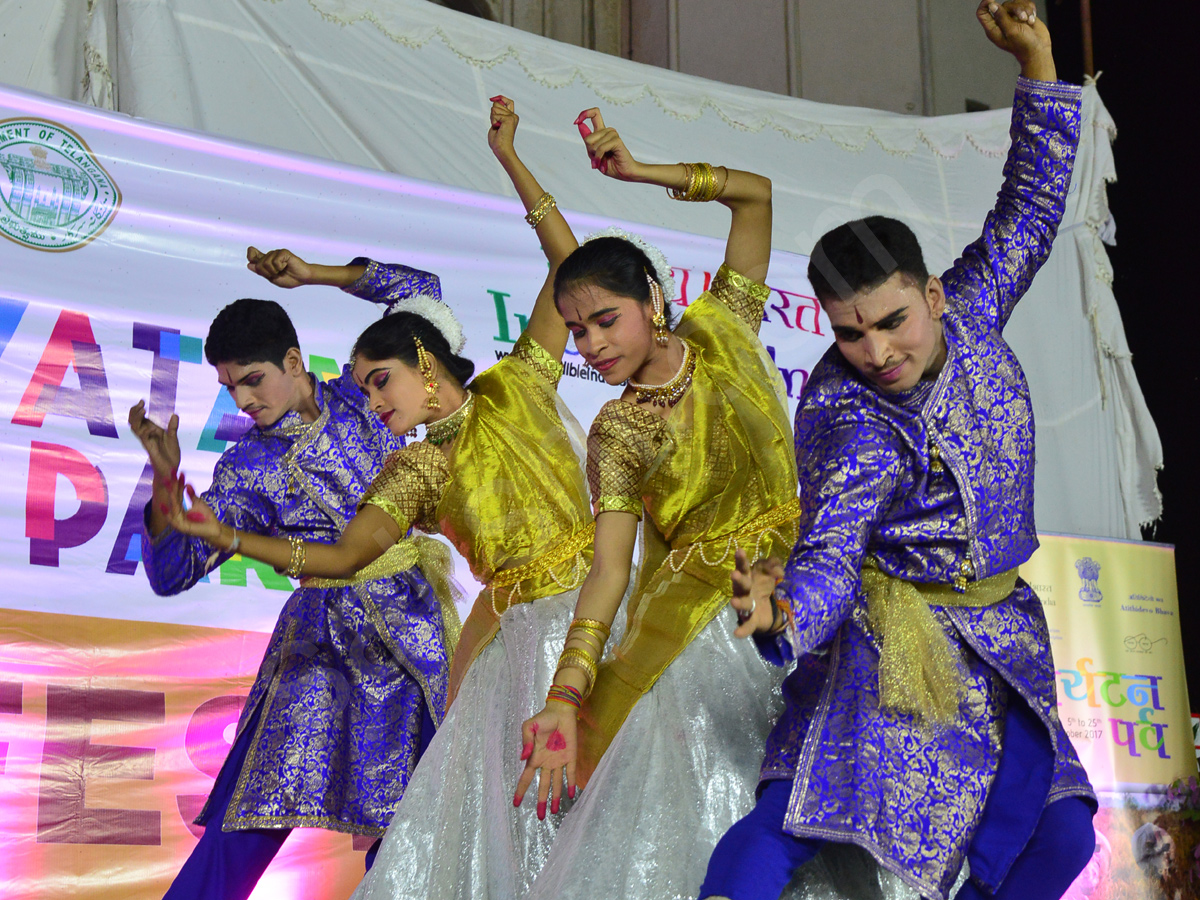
top-left (361, 332), bottom-right (595, 707)
top-left (578, 272), bottom-right (799, 783)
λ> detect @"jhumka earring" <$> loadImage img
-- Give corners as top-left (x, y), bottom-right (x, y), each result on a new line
top-left (647, 273), bottom-right (669, 347)
top-left (414, 337), bottom-right (440, 410)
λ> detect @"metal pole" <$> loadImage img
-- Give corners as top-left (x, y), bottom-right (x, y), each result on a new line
top-left (1080, 0), bottom-right (1095, 77)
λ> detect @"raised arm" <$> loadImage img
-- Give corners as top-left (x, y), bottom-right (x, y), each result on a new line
top-left (489, 96), bottom-right (578, 361)
top-left (576, 108), bottom-right (773, 284)
top-left (941, 0), bottom-right (1082, 330)
top-left (246, 246), bottom-right (442, 310)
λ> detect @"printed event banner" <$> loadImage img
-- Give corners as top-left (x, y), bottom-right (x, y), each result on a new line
top-left (0, 607), bottom-right (370, 900)
top-left (1021, 534), bottom-right (1195, 792)
top-left (0, 85), bottom-right (828, 636)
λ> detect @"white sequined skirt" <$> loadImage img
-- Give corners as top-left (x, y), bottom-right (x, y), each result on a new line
top-left (351, 588), bottom-right (586, 900)
top-left (528, 604), bottom-right (786, 900)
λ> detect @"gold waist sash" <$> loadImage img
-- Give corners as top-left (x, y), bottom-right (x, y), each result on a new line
top-left (863, 560), bottom-right (1018, 723)
top-left (578, 497), bottom-right (800, 784)
top-left (301, 535), bottom-right (462, 662)
top-left (446, 524), bottom-right (596, 708)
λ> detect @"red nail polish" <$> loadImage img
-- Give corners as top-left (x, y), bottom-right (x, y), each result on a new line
top-left (568, 785), bottom-right (576, 799)
top-left (536, 801), bottom-right (546, 820)
top-left (512, 793), bottom-right (521, 808)
top-left (489, 95), bottom-right (502, 102)
top-left (551, 797), bottom-right (560, 814)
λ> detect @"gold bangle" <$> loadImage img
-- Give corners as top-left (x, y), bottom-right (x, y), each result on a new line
top-left (713, 165), bottom-right (729, 200)
top-left (555, 647), bottom-right (597, 694)
top-left (566, 624), bottom-right (609, 654)
top-left (570, 617), bottom-right (612, 637)
top-left (285, 535), bottom-right (306, 578)
top-left (667, 162), bottom-right (723, 202)
top-left (525, 192), bottom-right (556, 228)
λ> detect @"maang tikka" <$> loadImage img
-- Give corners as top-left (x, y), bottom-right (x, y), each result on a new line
top-left (647, 273), bottom-right (670, 347)
top-left (414, 337), bottom-right (440, 410)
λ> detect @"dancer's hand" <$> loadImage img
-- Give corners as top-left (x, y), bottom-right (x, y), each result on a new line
top-left (515, 703), bottom-right (577, 820)
top-left (488, 95), bottom-right (519, 163)
top-left (128, 400), bottom-right (181, 478)
top-left (731, 549), bottom-right (783, 638)
top-left (163, 478), bottom-right (227, 547)
top-left (977, 0), bottom-right (1055, 81)
top-left (575, 108), bottom-right (643, 181)
top-left (246, 246), bottom-right (315, 289)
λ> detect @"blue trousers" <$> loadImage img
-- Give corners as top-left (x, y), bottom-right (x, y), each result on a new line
top-left (700, 693), bottom-right (1095, 900)
top-left (163, 701), bottom-right (435, 900)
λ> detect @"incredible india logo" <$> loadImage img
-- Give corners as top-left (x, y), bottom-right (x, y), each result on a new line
top-left (0, 117), bottom-right (120, 251)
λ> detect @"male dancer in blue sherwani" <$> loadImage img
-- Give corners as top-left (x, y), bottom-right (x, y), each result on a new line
top-left (129, 255), bottom-right (456, 900)
top-left (703, 3), bottom-right (1096, 899)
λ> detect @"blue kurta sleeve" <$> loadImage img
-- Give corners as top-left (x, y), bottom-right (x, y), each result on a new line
top-left (779, 411), bottom-right (907, 654)
top-left (940, 77), bottom-right (1082, 331)
top-left (342, 258), bottom-right (442, 307)
top-left (140, 450), bottom-right (278, 596)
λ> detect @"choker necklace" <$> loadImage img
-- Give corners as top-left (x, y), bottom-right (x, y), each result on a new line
top-left (425, 392), bottom-right (474, 446)
top-left (629, 341), bottom-right (695, 408)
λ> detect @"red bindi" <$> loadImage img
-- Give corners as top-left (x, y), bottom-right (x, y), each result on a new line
top-left (855, 307), bottom-right (864, 324)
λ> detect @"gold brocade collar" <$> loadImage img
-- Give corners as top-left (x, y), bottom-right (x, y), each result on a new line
top-left (629, 340), bottom-right (695, 408)
top-left (425, 392), bottom-right (475, 446)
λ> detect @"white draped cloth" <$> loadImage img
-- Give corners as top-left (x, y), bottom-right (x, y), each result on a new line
top-left (1, 0), bottom-right (1161, 541)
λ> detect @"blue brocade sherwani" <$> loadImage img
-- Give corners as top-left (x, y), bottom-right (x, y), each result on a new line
top-left (762, 78), bottom-right (1096, 898)
top-left (143, 262), bottom-right (451, 837)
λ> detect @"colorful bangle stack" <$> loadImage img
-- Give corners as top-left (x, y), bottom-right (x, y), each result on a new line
top-left (769, 585), bottom-right (793, 636)
top-left (553, 616), bottom-right (612, 699)
top-left (546, 684), bottom-right (584, 709)
top-left (667, 162), bottom-right (728, 202)
top-left (525, 192), bottom-right (556, 228)
top-left (285, 535), bottom-right (306, 578)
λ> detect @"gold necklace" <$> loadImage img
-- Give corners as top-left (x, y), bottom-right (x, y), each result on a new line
top-left (629, 341), bottom-right (695, 407)
top-left (425, 392), bottom-right (474, 446)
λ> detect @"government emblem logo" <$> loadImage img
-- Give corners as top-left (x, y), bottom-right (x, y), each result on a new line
top-left (0, 117), bottom-right (121, 252)
top-left (1074, 556), bottom-right (1102, 604)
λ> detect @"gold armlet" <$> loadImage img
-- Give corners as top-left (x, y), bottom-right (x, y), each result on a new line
top-left (285, 535), bottom-right (306, 578)
top-left (525, 192), bottom-right (557, 228)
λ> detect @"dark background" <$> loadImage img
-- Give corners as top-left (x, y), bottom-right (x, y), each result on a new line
top-left (1045, 3), bottom-right (1196, 704)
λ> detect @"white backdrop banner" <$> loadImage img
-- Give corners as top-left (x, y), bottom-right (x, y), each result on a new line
top-left (0, 85), bottom-right (829, 634)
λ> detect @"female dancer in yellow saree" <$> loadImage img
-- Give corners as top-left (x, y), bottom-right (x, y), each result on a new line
top-left (168, 98), bottom-right (595, 900)
top-left (516, 110), bottom-right (800, 899)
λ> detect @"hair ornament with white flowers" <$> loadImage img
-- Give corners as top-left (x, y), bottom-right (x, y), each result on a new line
top-left (386, 294), bottom-right (466, 355)
top-left (583, 226), bottom-right (676, 303)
